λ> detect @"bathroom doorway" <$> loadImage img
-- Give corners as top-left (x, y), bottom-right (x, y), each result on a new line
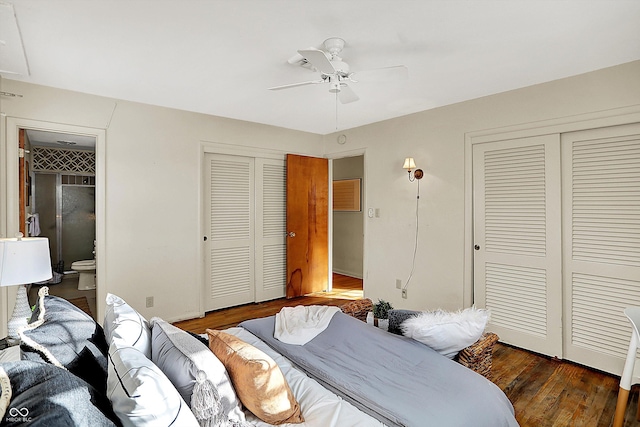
top-left (25, 129), bottom-right (98, 318)
top-left (4, 117), bottom-right (106, 328)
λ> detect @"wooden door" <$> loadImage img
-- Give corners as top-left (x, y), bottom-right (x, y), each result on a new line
top-left (286, 154), bottom-right (329, 298)
top-left (473, 135), bottom-right (563, 358)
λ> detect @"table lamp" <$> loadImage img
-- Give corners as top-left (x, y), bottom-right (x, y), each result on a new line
top-left (0, 233), bottom-right (52, 340)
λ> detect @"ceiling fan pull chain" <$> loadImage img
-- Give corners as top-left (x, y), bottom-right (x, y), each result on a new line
top-left (335, 90), bottom-right (339, 130)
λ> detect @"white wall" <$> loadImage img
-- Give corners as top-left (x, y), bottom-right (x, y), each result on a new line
top-left (0, 79), bottom-right (323, 326)
top-left (324, 60), bottom-right (640, 312)
top-left (2, 60), bottom-right (639, 327)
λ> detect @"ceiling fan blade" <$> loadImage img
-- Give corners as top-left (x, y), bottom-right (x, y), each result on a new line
top-left (350, 65), bottom-right (408, 83)
top-left (338, 84), bottom-right (359, 104)
top-left (268, 79), bottom-right (324, 91)
top-left (298, 49), bottom-right (336, 75)
top-left (287, 46), bottom-right (315, 64)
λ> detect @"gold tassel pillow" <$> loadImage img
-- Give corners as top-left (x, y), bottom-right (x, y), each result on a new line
top-left (206, 329), bottom-right (304, 425)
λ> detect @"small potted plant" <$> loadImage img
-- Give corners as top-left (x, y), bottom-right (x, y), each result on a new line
top-left (370, 299), bottom-right (394, 330)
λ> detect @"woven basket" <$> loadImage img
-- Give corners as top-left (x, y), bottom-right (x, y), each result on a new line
top-left (455, 332), bottom-right (499, 379)
top-left (339, 298), bottom-right (499, 379)
top-left (339, 298), bottom-right (373, 322)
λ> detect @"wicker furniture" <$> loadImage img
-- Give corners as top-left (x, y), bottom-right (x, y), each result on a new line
top-left (339, 298), bottom-right (373, 322)
top-left (456, 332), bottom-right (499, 379)
top-left (339, 298), bottom-right (499, 379)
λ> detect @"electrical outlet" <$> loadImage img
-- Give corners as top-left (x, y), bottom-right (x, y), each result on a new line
top-left (146, 296), bottom-right (154, 308)
top-left (402, 289), bottom-right (407, 299)
top-left (396, 279), bottom-right (402, 289)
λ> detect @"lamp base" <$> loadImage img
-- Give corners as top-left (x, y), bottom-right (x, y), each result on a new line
top-left (7, 285), bottom-right (32, 340)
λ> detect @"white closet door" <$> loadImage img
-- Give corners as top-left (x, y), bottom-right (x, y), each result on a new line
top-left (255, 158), bottom-right (286, 302)
top-left (473, 135), bottom-right (563, 357)
top-left (562, 123), bottom-right (640, 375)
top-left (205, 153), bottom-right (255, 311)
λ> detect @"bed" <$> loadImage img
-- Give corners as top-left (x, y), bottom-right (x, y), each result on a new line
top-left (1, 288), bottom-right (519, 427)
top-left (238, 310), bottom-right (517, 427)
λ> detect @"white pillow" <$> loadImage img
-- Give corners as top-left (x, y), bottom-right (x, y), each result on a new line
top-left (107, 342), bottom-right (199, 427)
top-left (150, 317), bottom-right (246, 426)
top-left (401, 307), bottom-right (490, 359)
top-left (104, 293), bottom-right (152, 358)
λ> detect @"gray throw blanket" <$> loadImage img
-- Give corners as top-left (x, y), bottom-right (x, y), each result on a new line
top-left (240, 312), bottom-right (519, 427)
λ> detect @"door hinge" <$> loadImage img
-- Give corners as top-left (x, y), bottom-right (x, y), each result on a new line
top-left (18, 148), bottom-right (25, 158)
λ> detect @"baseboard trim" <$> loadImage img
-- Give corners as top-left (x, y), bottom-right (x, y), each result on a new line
top-left (332, 269), bottom-right (363, 280)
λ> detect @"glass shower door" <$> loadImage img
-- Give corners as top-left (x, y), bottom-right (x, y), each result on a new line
top-left (61, 186), bottom-right (95, 270)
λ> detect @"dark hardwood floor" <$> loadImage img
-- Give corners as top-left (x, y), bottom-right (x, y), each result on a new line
top-left (174, 274), bottom-right (638, 427)
top-left (173, 273), bottom-right (363, 333)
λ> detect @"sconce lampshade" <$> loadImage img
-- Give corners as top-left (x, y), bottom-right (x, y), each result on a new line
top-left (0, 237), bottom-right (52, 287)
top-left (403, 157), bottom-right (416, 170)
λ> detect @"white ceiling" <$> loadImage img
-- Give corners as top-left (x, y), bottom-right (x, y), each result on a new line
top-left (25, 129), bottom-right (95, 150)
top-left (3, 0), bottom-right (640, 135)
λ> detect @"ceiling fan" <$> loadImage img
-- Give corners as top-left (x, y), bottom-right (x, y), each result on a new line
top-left (268, 37), bottom-right (408, 104)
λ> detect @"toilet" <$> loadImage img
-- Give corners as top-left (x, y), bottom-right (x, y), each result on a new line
top-left (71, 259), bottom-right (96, 290)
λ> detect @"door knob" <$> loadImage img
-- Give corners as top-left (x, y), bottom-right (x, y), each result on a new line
top-left (288, 232), bottom-right (296, 238)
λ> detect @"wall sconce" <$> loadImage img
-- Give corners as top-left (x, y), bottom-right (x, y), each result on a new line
top-left (403, 157), bottom-right (423, 182)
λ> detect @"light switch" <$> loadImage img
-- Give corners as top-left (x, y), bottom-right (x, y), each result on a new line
top-left (375, 208), bottom-right (380, 218)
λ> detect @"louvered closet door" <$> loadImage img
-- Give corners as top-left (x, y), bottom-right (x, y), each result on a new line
top-left (562, 123), bottom-right (640, 375)
top-left (473, 135), bottom-right (563, 357)
top-left (255, 158), bottom-right (286, 302)
top-left (205, 154), bottom-right (255, 311)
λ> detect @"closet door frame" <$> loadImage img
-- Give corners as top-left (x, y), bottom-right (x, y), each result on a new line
top-left (561, 123), bottom-right (640, 376)
top-left (204, 153), bottom-right (256, 311)
top-left (199, 142), bottom-right (323, 314)
top-left (473, 135), bottom-right (563, 357)
top-left (464, 106), bottom-right (640, 309)
top-left (255, 157), bottom-right (287, 302)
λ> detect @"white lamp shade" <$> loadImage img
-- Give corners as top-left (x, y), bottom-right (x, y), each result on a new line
top-left (403, 157), bottom-right (416, 170)
top-left (0, 237), bottom-right (52, 286)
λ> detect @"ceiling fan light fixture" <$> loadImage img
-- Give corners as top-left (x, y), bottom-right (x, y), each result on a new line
top-left (323, 37), bottom-right (345, 57)
top-left (328, 82), bottom-right (341, 93)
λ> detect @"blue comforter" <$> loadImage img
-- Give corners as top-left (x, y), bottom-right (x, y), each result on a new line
top-left (240, 312), bottom-right (518, 427)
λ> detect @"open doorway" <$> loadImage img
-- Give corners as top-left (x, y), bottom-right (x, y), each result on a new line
top-left (330, 155), bottom-right (364, 298)
top-left (22, 129), bottom-right (98, 319)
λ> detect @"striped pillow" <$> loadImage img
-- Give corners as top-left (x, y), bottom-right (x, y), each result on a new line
top-left (104, 293), bottom-right (151, 358)
top-left (107, 343), bottom-right (199, 427)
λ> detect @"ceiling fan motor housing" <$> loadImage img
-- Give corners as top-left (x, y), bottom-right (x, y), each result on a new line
top-left (329, 59), bottom-right (349, 75)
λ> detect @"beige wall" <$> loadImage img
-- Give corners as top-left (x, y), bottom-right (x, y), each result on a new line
top-left (0, 79), bottom-right (323, 326)
top-left (324, 60), bottom-right (640, 311)
top-left (332, 155), bottom-right (364, 278)
top-left (2, 60), bottom-right (639, 327)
